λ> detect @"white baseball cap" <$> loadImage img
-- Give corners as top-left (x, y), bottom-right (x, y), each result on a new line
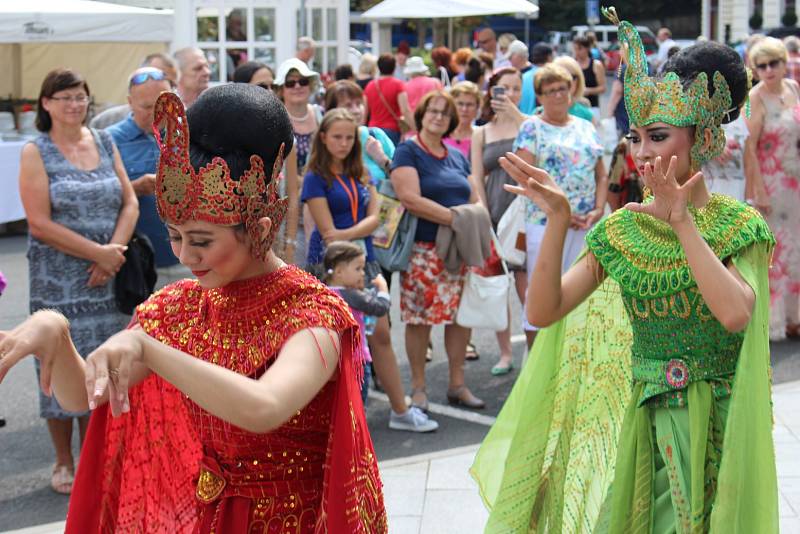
top-left (503, 40), bottom-right (529, 60)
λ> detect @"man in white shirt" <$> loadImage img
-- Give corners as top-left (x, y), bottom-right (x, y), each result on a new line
top-left (655, 27), bottom-right (676, 70)
top-left (175, 47), bottom-right (211, 108)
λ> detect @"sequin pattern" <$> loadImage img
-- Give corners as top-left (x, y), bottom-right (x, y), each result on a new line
top-left (136, 265), bottom-right (387, 533)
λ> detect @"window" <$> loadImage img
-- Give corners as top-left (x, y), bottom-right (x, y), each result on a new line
top-left (193, 3), bottom-right (278, 83)
top-left (298, 4), bottom-right (340, 74)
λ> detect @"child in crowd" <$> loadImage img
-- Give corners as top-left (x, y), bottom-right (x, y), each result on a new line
top-left (323, 241), bottom-right (390, 407)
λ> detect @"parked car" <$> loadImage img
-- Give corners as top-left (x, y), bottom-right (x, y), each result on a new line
top-left (571, 24), bottom-right (657, 51)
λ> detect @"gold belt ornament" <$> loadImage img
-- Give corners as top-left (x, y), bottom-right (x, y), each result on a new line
top-left (196, 462), bottom-right (226, 504)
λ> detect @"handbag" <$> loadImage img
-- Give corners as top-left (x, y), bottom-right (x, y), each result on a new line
top-left (456, 231), bottom-right (510, 331)
top-left (496, 195), bottom-right (526, 268)
top-left (114, 233), bottom-right (157, 315)
top-left (375, 79), bottom-right (410, 134)
top-left (373, 179), bottom-right (418, 272)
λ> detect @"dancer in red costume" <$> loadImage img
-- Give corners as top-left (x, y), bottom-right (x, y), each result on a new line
top-left (0, 84), bottom-right (387, 533)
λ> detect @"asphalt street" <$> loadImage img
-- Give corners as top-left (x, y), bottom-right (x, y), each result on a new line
top-left (2, 224), bottom-right (800, 530)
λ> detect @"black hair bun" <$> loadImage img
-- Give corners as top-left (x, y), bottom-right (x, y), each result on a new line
top-left (662, 41), bottom-right (748, 124)
top-left (186, 83), bottom-right (294, 180)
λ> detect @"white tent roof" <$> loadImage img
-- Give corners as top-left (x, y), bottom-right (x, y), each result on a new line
top-left (0, 0), bottom-right (173, 43)
top-left (362, 0), bottom-right (539, 19)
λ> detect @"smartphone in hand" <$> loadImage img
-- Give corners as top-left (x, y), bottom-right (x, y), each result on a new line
top-left (491, 86), bottom-right (506, 99)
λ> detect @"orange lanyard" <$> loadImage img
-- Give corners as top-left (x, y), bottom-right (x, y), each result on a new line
top-left (334, 174), bottom-right (359, 223)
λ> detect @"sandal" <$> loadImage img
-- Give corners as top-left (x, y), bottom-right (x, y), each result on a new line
top-left (410, 387), bottom-right (429, 412)
top-left (465, 342), bottom-right (480, 361)
top-left (787, 324), bottom-right (800, 340)
top-left (51, 464), bottom-right (74, 495)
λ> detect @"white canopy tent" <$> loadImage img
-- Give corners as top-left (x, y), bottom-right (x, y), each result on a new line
top-left (362, 0), bottom-right (539, 50)
top-left (362, 0), bottom-right (539, 19)
top-left (0, 0), bottom-right (173, 43)
top-left (0, 0), bottom-right (173, 104)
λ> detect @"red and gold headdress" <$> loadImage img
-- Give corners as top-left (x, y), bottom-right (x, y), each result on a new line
top-left (152, 92), bottom-right (287, 260)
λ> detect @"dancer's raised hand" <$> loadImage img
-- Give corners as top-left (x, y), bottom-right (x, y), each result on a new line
top-left (0, 311), bottom-right (70, 394)
top-left (625, 155), bottom-right (703, 225)
top-left (85, 329), bottom-right (145, 417)
top-left (499, 152), bottom-right (570, 221)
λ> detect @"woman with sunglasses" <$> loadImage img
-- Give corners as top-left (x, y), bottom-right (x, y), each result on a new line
top-left (275, 59), bottom-right (322, 265)
top-left (234, 61), bottom-right (300, 264)
top-left (743, 36), bottom-right (800, 340)
top-left (17, 68), bottom-right (138, 495)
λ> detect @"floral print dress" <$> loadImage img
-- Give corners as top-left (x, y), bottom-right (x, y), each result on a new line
top-left (757, 89), bottom-right (800, 339)
top-left (513, 115), bottom-right (602, 226)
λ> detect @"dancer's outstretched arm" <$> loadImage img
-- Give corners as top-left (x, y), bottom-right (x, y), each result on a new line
top-left (84, 326), bottom-right (340, 434)
top-left (0, 310), bottom-right (150, 412)
top-left (625, 156), bottom-right (755, 333)
top-left (500, 152), bottom-right (603, 328)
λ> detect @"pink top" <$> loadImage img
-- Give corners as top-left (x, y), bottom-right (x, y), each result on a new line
top-left (405, 76), bottom-right (443, 111)
top-left (443, 136), bottom-right (471, 159)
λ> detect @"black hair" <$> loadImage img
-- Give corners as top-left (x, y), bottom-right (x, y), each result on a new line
top-left (531, 43), bottom-right (553, 65)
top-left (186, 84), bottom-right (294, 181)
top-left (663, 41), bottom-right (749, 124)
top-left (334, 63), bottom-right (354, 81)
top-left (232, 61), bottom-right (273, 84)
top-left (464, 57), bottom-right (486, 84)
top-left (377, 53), bottom-right (396, 75)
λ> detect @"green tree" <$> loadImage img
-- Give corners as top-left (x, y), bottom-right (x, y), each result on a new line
top-left (750, 9), bottom-right (763, 30)
top-left (782, 7), bottom-right (798, 27)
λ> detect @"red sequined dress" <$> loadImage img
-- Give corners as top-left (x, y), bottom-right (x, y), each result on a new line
top-left (65, 265), bottom-right (387, 533)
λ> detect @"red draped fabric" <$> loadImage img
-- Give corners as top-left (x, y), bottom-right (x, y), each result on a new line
top-left (66, 266), bottom-right (386, 533)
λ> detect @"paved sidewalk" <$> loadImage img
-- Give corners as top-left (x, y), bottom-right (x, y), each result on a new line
top-left (5, 380), bottom-right (800, 534)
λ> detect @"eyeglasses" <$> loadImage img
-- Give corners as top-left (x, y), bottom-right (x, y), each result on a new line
top-left (425, 108), bottom-right (449, 118)
top-left (477, 38), bottom-right (493, 45)
top-left (49, 94), bottom-right (90, 104)
top-left (283, 78), bottom-right (311, 88)
top-left (541, 87), bottom-right (570, 98)
top-left (755, 59), bottom-right (783, 71)
top-left (256, 82), bottom-right (274, 91)
top-left (455, 101), bottom-right (477, 109)
top-left (129, 69), bottom-right (167, 88)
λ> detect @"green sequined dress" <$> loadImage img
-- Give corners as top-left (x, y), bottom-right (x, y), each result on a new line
top-left (471, 195), bottom-right (778, 534)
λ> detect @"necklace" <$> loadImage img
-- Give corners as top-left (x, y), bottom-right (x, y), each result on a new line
top-left (416, 134), bottom-right (447, 160)
top-left (289, 106), bottom-right (310, 122)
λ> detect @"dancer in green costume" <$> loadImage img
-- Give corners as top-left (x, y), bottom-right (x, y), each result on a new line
top-left (471, 8), bottom-right (778, 534)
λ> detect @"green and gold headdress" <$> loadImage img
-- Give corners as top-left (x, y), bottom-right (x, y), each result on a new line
top-left (603, 6), bottom-right (732, 167)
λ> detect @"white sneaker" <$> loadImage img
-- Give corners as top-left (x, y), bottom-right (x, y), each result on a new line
top-left (388, 406), bottom-right (439, 433)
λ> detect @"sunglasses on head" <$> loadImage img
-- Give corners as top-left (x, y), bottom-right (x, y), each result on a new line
top-left (755, 59), bottom-right (783, 71)
top-left (283, 78), bottom-right (311, 88)
top-left (129, 69), bottom-right (167, 88)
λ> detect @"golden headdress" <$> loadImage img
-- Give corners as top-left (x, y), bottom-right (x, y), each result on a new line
top-left (152, 92), bottom-right (288, 260)
top-left (603, 7), bottom-right (733, 167)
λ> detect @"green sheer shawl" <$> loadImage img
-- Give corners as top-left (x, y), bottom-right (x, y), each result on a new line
top-left (470, 238), bottom-right (777, 534)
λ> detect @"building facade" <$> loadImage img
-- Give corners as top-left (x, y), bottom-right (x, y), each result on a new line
top-left (703, 0), bottom-right (794, 43)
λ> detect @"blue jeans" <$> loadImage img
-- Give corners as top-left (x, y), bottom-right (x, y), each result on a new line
top-left (360, 361), bottom-right (372, 409)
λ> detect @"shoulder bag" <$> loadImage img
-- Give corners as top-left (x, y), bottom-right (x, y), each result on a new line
top-left (373, 178), bottom-right (417, 272)
top-left (456, 231), bottom-right (510, 331)
top-left (115, 232), bottom-right (157, 315)
top-left (375, 79), bottom-right (410, 135)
